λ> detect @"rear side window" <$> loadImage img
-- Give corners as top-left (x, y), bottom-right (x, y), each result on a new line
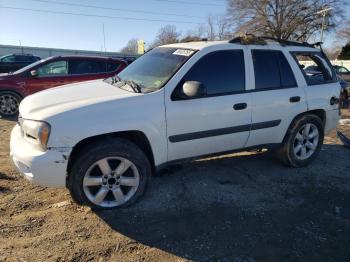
top-left (291, 52), bottom-right (336, 85)
top-left (15, 55), bottom-right (36, 62)
top-left (69, 60), bottom-right (106, 75)
top-left (107, 61), bottom-right (120, 72)
top-left (181, 50), bottom-right (245, 96)
top-left (252, 50), bottom-right (297, 90)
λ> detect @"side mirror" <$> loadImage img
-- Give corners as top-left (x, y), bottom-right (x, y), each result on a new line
top-left (30, 70), bottom-right (38, 77)
top-left (178, 81), bottom-right (207, 99)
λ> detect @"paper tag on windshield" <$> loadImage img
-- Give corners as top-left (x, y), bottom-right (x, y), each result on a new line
top-left (173, 49), bottom-right (194, 56)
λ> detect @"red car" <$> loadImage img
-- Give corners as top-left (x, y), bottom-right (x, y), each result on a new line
top-left (0, 55), bottom-right (128, 117)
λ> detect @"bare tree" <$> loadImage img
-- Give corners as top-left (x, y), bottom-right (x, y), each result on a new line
top-left (152, 25), bottom-right (180, 47)
top-left (337, 20), bottom-right (350, 41)
top-left (120, 38), bottom-right (139, 55)
top-left (226, 0), bottom-right (346, 41)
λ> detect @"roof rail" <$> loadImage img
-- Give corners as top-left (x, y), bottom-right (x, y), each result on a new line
top-left (229, 35), bottom-right (321, 48)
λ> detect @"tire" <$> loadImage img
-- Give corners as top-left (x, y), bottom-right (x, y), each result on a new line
top-left (0, 91), bottom-right (22, 118)
top-left (277, 114), bottom-right (324, 167)
top-left (67, 138), bottom-right (151, 210)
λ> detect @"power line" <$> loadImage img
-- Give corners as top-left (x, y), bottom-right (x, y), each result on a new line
top-left (30, 0), bottom-right (207, 19)
top-left (152, 0), bottom-right (226, 7)
top-left (0, 6), bottom-right (203, 24)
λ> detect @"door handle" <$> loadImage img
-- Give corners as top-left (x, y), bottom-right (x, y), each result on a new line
top-left (290, 96), bottom-right (301, 103)
top-left (233, 103), bottom-right (247, 110)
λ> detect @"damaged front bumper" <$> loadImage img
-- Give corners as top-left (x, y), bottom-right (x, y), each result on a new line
top-left (10, 124), bottom-right (71, 187)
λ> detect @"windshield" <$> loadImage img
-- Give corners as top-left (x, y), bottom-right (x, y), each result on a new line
top-left (12, 57), bottom-right (51, 74)
top-left (106, 47), bottom-right (195, 93)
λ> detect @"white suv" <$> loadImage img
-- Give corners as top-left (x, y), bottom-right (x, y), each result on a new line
top-left (10, 37), bottom-right (341, 209)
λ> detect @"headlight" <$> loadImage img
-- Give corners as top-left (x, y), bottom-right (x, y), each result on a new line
top-left (21, 119), bottom-right (51, 151)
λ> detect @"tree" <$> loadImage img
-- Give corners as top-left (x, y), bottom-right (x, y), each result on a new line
top-left (337, 19), bottom-right (350, 41)
top-left (181, 15), bottom-right (231, 42)
top-left (338, 43), bottom-right (350, 60)
top-left (120, 38), bottom-right (139, 55)
top-left (152, 25), bottom-right (180, 47)
top-left (226, 0), bottom-right (346, 41)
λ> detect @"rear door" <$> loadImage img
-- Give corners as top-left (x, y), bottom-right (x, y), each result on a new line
top-left (66, 59), bottom-right (108, 84)
top-left (246, 48), bottom-right (308, 147)
top-left (165, 47), bottom-right (252, 161)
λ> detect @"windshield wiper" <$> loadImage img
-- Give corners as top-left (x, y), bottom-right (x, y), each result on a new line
top-left (113, 78), bottom-right (143, 93)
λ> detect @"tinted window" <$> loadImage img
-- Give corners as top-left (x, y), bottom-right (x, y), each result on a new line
top-left (253, 50), bottom-right (296, 90)
top-left (277, 52), bottom-right (297, 87)
top-left (69, 60), bottom-right (106, 74)
top-left (336, 66), bottom-right (349, 73)
top-left (107, 62), bottom-right (120, 72)
top-left (182, 50), bottom-right (245, 95)
top-left (15, 55), bottom-right (36, 62)
top-left (292, 52), bottom-right (335, 85)
top-left (37, 60), bottom-right (68, 76)
top-left (2, 56), bottom-right (15, 62)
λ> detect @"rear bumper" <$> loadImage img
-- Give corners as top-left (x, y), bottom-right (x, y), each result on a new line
top-left (325, 109), bottom-right (341, 135)
top-left (10, 124), bottom-right (71, 187)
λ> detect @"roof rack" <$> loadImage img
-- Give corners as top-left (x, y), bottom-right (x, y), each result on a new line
top-left (229, 35), bottom-right (322, 48)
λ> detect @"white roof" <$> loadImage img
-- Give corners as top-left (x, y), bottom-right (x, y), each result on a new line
top-left (161, 40), bottom-right (318, 52)
top-left (162, 41), bottom-right (228, 50)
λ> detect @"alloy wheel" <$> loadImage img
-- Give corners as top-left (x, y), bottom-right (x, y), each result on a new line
top-left (0, 93), bottom-right (20, 116)
top-left (293, 123), bottom-right (320, 160)
top-left (83, 157), bottom-right (140, 208)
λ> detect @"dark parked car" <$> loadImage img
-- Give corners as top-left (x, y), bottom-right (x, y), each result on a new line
top-left (0, 54), bottom-right (41, 73)
top-left (0, 55), bottom-right (127, 117)
top-left (333, 65), bottom-right (350, 81)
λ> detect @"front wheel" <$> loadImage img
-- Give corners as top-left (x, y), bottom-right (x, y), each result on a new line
top-left (0, 91), bottom-right (22, 118)
top-left (277, 114), bottom-right (324, 167)
top-left (68, 138), bottom-right (151, 209)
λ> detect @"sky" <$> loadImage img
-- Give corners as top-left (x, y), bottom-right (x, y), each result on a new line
top-left (0, 0), bottom-right (349, 52)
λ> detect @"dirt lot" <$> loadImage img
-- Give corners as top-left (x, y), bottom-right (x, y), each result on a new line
top-left (1, 112), bottom-right (350, 262)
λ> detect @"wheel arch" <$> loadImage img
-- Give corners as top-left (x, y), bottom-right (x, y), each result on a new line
top-left (282, 109), bottom-right (326, 144)
top-left (66, 130), bottom-right (156, 179)
top-left (0, 89), bottom-right (24, 98)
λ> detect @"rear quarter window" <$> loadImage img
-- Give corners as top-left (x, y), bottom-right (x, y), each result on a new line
top-left (291, 51), bottom-right (337, 86)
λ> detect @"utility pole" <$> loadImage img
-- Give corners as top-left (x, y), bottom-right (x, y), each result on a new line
top-left (316, 7), bottom-right (332, 43)
top-left (19, 40), bottom-right (23, 54)
top-left (102, 23), bottom-right (106, 53)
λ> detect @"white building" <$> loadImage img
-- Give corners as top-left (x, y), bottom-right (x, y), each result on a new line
top-left (0, 44), bottom-right (137, 60)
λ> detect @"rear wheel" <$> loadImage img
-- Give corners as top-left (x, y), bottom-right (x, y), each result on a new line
top-left (277, 114), bottom-right (324, 167)
top-left (0, 91), bottom-right (21, 118)
top-left (68, 138), bottom-right (151, 209)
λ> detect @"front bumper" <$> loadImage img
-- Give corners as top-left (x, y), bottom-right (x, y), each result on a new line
top-left (10, 124), bottom-right (71, 187)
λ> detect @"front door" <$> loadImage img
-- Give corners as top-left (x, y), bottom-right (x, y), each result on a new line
top-left (165, 48), bottom-right (252, 161)
top-left (25, 60), bottom-right (69, 95)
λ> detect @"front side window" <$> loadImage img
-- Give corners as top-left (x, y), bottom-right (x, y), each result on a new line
top-left (336, 66), bottom-right (349, 73)
top-left (111, 47), bottom-right (194, 93)
top-left (252, 50), bottom-right (297, 90)
top-left (2, 55), bottom-right (15, 62)
top-left (69, 60), bottom-right (106, 74)
top-left (37, 60), bottom-right (68, 76)
top-left (292, 52), bottom-right (336, 85)
top-left (181, 50), bottom-right (245, 96)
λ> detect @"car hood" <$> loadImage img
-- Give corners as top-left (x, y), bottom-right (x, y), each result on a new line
top-left (0, 73), bottom-right (11, 80)
top-left (19, 79), bottom-right (139, 119)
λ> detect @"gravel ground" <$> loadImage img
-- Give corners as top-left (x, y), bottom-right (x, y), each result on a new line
top-left (0, 111), bottom-right (350, 262)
